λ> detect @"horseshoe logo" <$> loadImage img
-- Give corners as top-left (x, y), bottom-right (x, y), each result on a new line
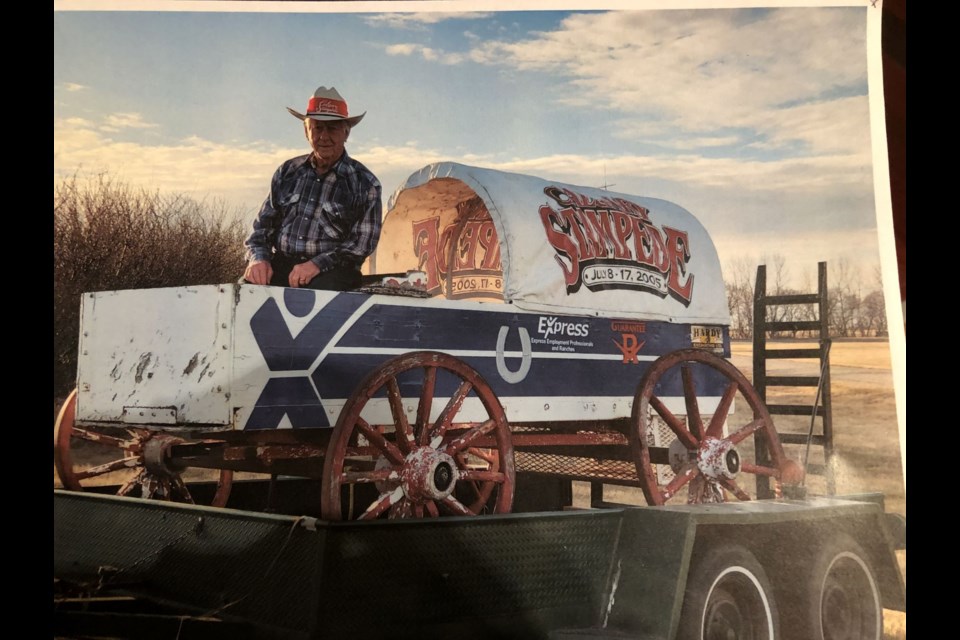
top-left (496, 326), bottom-right (532, 384)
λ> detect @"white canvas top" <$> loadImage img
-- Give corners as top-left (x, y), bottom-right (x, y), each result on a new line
top-left (387, 162), bottom-right (729, 325)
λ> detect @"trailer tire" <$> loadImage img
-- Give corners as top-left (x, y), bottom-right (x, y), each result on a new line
top-left (678, 544), bottom-right (779, 640)
top-left (790, 533), bottom-right (883, 640)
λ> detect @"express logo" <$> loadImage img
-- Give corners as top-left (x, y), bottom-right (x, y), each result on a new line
top-left (537, 316), bottom-right (590, 338)
top-left (539, 186), bottom-right (694, 305)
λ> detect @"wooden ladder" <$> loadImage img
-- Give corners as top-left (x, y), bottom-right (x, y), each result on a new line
top-left (753, 261), bottom-right (835, 494)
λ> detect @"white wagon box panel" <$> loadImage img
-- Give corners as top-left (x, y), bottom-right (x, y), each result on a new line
top-left (76, 285), bottom-right (236, 427)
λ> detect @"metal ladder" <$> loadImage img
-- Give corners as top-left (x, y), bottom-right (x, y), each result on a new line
top-left (753, 261), bottom-right (835, 494)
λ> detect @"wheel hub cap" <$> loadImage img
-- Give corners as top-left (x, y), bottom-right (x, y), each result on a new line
top-left (142, 435), bottom-right (185, 476)
top-left (400, 447), bottom-right (460, 502)
top-left (698, 436), bottom-right (741, 480)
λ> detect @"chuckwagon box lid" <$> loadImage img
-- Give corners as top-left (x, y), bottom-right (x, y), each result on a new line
top-left (381, 162), bottom-right (729, 325)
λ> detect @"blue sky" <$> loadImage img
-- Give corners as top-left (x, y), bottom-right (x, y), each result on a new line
top-left (54, 6), bottom-right (885, 287)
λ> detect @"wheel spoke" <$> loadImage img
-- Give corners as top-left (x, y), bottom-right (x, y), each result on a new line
top-left (416, 366), bottom-right (437, 446)
top-left (649, 396), bottom-right (699, 449)
top-left (681, 365), bottom-right (704, 440)
top-left (359, 488), bottom-right (403, 520)
top-left (116, 470), bottom-right (145, 496)
top-left (388, 497), bottom-right (414, 519)
top-left (425, 500), bottom-right (440, 518)
top-left (661, 464), bottom-right (698, 501)
top-left (386, 377), bottom-right (414, 454)
top-left (430, 380), bottom-right (474, 443)
top-left (719, 476), bottom-right (751, 501)
top-left (438, 495), bottom-right (473, 516)
top-left (443, 419), bottom-right (496, 455)
top-left (466, 447), bottom-right (498, 465)
top-left (459, 469), bottom-right (505, 483)
top-left (413, 503), bottom-right (424, 518)
top-left (706, 381), bottom-right (740, 438)
top-left (740, 462), bottom-right (781, 477)
top-left (355, 418), bottom-right (405, 465)
top-left (75, 456), bottom-right (141, 480)
top-left (170, 476), bottom-right (195, 504)
top-left (341, 468), bottom-right (398, 484)
top-left (727, 417), bottom-right (767, 445)
top-left (71, 427), bottom-right (133, 450)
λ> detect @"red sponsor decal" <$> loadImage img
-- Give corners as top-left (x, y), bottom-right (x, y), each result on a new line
top-left (539, 186), bottom-right (694, 305)
top-left (612, 333), bottom-right (645, 364)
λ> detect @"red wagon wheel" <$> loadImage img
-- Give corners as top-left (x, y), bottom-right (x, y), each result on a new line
top-left (54, 389), bottom-right (233, 507)
top-left (321, 351), bottom-right (515, 521)
top-left (630, 349), bottom-right (802, 506)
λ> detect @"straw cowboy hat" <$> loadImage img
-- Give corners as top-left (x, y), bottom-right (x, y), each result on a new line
top-left (286, 86), bottom-right (366, 127)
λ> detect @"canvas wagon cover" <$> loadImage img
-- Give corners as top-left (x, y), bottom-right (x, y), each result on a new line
top-left (377, 162), bottom-right (728, 325)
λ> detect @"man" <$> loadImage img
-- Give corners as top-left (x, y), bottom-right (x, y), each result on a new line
top-left (243, 86), bottom-right (382, 290)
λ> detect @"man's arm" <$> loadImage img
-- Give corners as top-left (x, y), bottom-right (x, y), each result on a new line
top-left (244, 165), bottom-right (287, 284)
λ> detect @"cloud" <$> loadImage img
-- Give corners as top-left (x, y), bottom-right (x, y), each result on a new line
top-left (63, 82), bottom-right (87, 92)
top-left (365, 12), bottom-right (492, 29)
top-left (384, 43), bottom-right (464, 65)
top-left (54, 117), bottom-right (298, 214)
top-left (101, 112), bottom-right (160, 131)
top-left (469, 9), bottom-right (868, 155)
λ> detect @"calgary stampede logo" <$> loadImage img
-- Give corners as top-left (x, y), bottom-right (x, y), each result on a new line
top-left (539, 186), bottom-right (695, 305)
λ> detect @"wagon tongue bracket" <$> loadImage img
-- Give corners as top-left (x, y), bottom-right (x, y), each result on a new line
top-left (400, 447), bottom-right (460, 502)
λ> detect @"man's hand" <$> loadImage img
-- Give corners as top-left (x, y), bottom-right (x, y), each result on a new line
top-left (289, 261), bottom-right (322, 288)
top-left (244, 260), bottom-right (273, 285)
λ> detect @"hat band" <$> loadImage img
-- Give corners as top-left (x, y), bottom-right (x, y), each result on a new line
top-left (307, 96), bottom-right (349, 118)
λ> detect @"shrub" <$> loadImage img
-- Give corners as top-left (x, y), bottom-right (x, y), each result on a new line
top-left (54, 175), bottom-right (248, 396)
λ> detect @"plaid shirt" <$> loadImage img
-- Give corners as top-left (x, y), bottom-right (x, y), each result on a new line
top-left (244, 151), bottom-right (382, 272)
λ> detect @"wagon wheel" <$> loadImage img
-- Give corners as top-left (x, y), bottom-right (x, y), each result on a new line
top-left (630, 349), bottom-right (803, 506)
top-left (54, 389), bottom-right (233, 507)
top-left (321, 351), bottom-right (515, 521)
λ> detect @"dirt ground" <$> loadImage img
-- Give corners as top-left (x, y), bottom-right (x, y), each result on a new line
top-left (54, 338), bottom-right (906, 637)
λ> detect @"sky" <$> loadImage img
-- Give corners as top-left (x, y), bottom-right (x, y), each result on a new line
top-left (53, 5), bottom-right (887, 289)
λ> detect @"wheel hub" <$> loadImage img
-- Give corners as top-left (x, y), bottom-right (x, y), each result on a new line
top-left (142, 435), bottom-right (186, 476)
top-left (698, 436), bottom-right (741, 481)
top-left (400, 447), bottom-right (460, 502)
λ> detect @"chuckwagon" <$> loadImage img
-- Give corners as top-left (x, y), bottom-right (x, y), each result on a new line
top-left (55, 161), bottom-right (802, 518)
top-left (54, 163), bottom-right (904, 640)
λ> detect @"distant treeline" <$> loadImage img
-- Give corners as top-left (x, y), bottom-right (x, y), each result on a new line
top-left (724, 255), bottom-right (889, 340)
top-left (54, 176), bottom-right (248, 396)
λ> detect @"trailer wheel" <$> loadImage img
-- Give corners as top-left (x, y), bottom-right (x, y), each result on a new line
top-left (321, 351), bottom-right (515, 520)
top-left (631, 349), bottom-right (802, 505)
top-left (678, 544), bottom-right (779, 640)
top-left (54, 389), bottom-right (233, 507)
top-left (792, 533), bottom-right (883, 640)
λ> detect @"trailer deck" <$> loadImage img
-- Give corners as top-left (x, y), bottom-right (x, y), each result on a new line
top-left (54, 478), bottom-right (905, 640)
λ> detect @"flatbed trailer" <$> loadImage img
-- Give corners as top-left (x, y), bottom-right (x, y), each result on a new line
top-left (54, 478), bottom-right (905, 640)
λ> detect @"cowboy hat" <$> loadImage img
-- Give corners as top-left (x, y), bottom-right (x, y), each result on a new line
top-left (286, 86), bottom-right (366, 127)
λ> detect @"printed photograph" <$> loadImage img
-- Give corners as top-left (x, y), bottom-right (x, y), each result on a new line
top-left (54, 3), bottom-right (905, 639)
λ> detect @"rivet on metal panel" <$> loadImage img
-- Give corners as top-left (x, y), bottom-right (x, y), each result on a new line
top-left (544, 403), bottom-right (550, 410)
top-left (83, 351), bottom-right (88, 356)
top-left (221, 323), bottom-right (227, 329)
top-left (221, 345), bottom-right (228, 350)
